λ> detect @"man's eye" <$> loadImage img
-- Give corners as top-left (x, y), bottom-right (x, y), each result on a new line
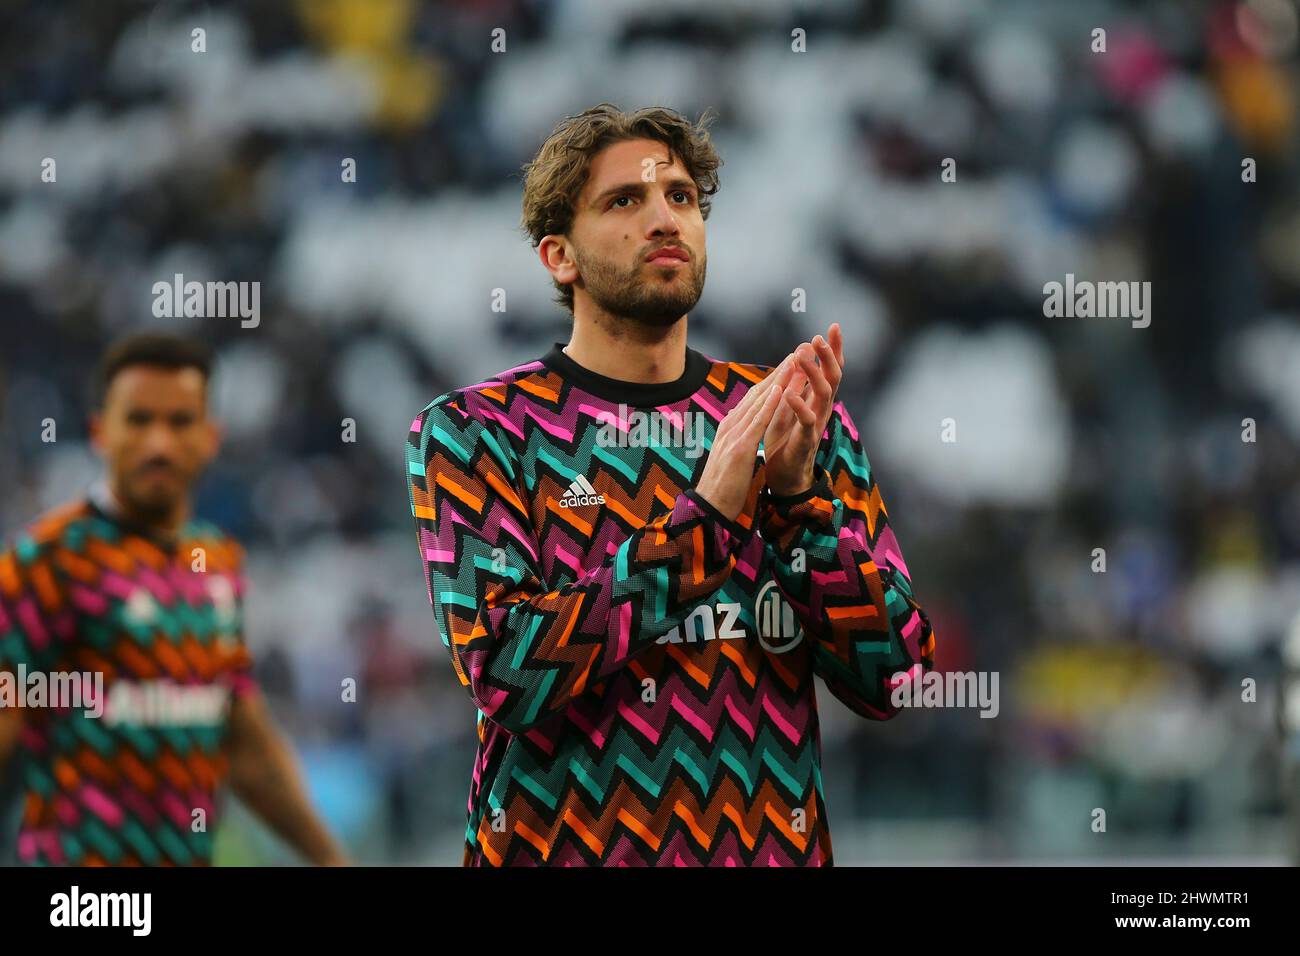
top-left (674, 191), bottom-right (693, 203)
top-left (610, 195), bottom-right (632, 208)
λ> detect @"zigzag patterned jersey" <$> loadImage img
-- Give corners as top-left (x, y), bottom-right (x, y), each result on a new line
top-left (405, 342), bottom-right (937, 866)
top-left (0, 493), bottom-right (254, 865)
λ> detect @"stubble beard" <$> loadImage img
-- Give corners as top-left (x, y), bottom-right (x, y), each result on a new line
top-left (574, 244), bottom-right (707, 329)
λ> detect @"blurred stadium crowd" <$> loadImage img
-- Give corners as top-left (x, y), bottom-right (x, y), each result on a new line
top-left (2, 0), bottom-right (1299, 863)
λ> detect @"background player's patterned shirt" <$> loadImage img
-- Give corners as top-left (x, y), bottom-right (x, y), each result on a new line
top-left (0, 493), bottom-right (255, 865)
top-left (406, 343), bottom-right (937, 866)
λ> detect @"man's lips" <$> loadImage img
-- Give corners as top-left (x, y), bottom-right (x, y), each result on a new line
top-left (138, 463), bottom-right (178, 479)
top-left (645, 246), bottom-right (689, 265)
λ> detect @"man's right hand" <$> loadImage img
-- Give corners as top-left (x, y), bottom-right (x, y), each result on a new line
top-left (693, 353), bottom-right (796, 521)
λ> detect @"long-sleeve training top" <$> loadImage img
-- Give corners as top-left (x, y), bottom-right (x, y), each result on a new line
top-left (405, 342), bottom-right (936, 866)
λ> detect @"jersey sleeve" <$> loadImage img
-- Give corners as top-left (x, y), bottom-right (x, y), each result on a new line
top-left (0, 535), bottom-right (65, 692)
top-left (221, 540), bottom-right (257, 700)
top-left (406, 396), bottom-right (756, 734)
top-left (757, 400), bottom-right (937, 719)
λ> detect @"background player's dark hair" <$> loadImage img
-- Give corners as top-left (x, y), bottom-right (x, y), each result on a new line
top-left (92, 333), bottom-right (214, 409)
top-left (519, 103), bottom-right (723, 316)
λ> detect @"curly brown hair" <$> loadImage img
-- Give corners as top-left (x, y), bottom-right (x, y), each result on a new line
top-left (519, 103), bottom-right (723, 315)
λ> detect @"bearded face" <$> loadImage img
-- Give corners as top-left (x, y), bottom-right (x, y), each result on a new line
top-left (549, 137), bottom-right (711, 329)
top-left (571, 237), bottom-right (706, 328)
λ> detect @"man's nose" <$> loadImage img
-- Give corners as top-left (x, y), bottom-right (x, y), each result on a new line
top-left (644, 192), bottom-right (681, 236)
top-left (142, 422), bottom-right (179, 457)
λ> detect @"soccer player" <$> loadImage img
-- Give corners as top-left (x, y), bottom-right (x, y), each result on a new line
top-left (405, 104), bottom-right (937, 866)
top-left (0, 334), bottom-right (347, 866)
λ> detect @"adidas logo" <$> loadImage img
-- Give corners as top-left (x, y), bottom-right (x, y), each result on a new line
top-left (558, 474), bottom-right (606, 508)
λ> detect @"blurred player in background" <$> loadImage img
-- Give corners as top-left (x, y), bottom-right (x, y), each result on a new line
top-left (406, 104), bottom-right (937, 865)
top-left (0, 333), bottom-right (347, 865)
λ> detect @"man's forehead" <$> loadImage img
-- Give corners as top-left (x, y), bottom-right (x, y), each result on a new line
top-left (582, 139), bottom-right (683, 197)
top-left (105, 365), bottom-right (207, 407)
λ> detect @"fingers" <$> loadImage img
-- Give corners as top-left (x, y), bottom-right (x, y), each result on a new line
top-left (738, 354), bottom-right (790, 410)
top-left (762, 332), bottom-right (838, 440)
top-left (810, 336), bottom-right (841, 394)
top-left (721, 333), bottom-right (837, 448)
top-left (766, 364), bottom-right (808, 431)
top-left (717, 331), bottom-right (844, 494)
top-left (827, 323), bottom-right (844, 374)
top-left (725, 375), bottom-right (786, 450)
top-left (795, 343), bottom-right (834, 412)
top-left (735, 327), bottom-right (843, 426)
top-left (732, 370), bottom-right (785, 438)
top-left (721, 353), bottom-right (796, 434)
top-left (782, 386), bottom-right (818, 428)
top-left (747, 376), bottom-right (787, 439)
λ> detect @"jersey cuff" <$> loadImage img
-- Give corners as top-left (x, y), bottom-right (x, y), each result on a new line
top-left (677, 488), bottom-right (757, 551)
top-left (759, 465), bottom-right (837, 545)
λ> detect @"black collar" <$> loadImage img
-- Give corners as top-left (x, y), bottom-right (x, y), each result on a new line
top-left (539, 342), bottom-right (712, 407)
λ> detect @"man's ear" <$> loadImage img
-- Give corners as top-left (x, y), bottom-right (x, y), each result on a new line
top-left (540, 235), bottom-right (578, 286)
